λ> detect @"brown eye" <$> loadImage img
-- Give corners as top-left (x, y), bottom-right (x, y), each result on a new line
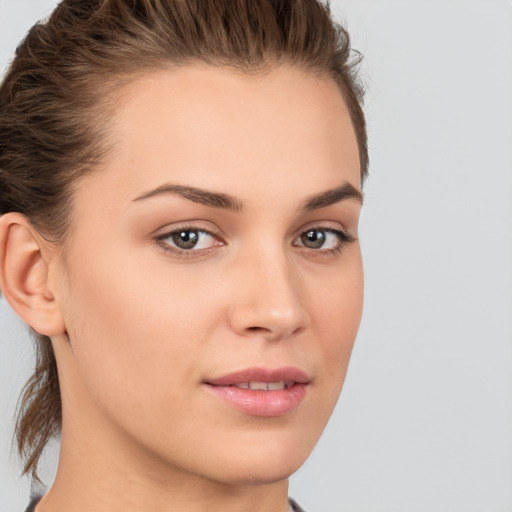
top-left (300, 229), bottom-right (327, 249)
top-left (157, 228), bottom-right (219, 252)
top-left (172, 230), bottom-right (200, 249)
top-left (294, 227), bottom-right (353, 253)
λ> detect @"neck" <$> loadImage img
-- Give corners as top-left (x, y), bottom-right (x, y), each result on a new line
top-left (37, 426), bottom-right (290, 512)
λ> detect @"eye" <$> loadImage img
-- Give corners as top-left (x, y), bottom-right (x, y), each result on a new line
top-left (294, 227), bottom-right (354, 253)
top-left (156, 228), bottom-right (221, 253)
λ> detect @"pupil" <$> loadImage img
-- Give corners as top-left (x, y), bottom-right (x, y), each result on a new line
top-left (302, 229), bottom-right (325, 249)
top-left (172, 230), bottom-right (199, 249)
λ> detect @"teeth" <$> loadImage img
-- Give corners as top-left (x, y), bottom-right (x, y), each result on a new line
top-left (249, 381), bottom-right (268, 390)
top-left (267, 381), bottom-right (286, 390)
top-left (232, 381), bottom-right (288, 390)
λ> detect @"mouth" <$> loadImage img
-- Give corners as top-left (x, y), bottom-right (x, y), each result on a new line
top-left (203, 367), bottom-right (310, 417)
top-left (225, 380), bottom-right (296, 391)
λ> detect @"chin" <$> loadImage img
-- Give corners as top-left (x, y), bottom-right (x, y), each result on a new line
top-left (200, 437), bottom-right (313, 486)
top-left (209, 461), bottom-right (303, 487)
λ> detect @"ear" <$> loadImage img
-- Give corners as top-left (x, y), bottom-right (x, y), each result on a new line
top-left (0, 212), bottom-right (66, 336)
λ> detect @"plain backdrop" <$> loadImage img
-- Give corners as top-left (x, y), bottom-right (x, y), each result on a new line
top-left (1, 1), bottom-right (511, 511)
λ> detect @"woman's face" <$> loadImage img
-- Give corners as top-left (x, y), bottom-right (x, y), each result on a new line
top-left (52, 65), bottom-right (363, 485)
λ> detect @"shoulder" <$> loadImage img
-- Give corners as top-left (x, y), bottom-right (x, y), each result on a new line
top-left (24, 496), bottom-right (41, 512)
top-left (289, 497), bottom-right (308, 512)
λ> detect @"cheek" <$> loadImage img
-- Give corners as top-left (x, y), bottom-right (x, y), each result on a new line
top-left (309, 256), bottom-right (363, 392)
top-left (59, 246), bottom-right (220, 414)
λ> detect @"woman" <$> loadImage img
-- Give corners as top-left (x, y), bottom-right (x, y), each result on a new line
top-left (0, 1), bottom-right (368, 511)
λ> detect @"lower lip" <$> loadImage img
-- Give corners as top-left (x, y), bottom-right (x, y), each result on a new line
top-left (204, 383), bottom-right (308, 417)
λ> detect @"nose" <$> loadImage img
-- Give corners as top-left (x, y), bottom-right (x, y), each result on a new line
top-left (228, 250), bottom-right (310, 342)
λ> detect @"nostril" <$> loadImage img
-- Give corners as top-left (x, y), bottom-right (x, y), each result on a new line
top-left (291, 326), bottom-right (305, 336)
top-left (246, 326), bottom-right (268, 332)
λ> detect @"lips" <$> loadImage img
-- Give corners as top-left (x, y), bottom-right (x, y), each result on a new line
top-left (206, 366), bottom-right (309, 386)
top-left (204, 367), bottom-right (309, 417)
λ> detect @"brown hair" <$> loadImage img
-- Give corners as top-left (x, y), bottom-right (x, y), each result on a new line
top-left (0, 0), bottom-right (368, 479)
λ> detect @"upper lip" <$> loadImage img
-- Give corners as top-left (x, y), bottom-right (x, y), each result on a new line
top-left (205, 366), bottom-right (310, 386)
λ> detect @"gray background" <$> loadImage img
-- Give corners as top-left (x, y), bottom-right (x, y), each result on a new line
top-left (1, 1), bottom-right (511, 510)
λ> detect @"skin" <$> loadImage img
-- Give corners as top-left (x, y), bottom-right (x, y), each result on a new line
top-left (0, 65), bottom-right (363, 512)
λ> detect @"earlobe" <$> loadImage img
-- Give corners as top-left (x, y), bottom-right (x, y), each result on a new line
top-left (0, 212), bottom-right (66, 336)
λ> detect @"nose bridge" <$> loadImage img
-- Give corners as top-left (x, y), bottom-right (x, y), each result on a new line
top-left (229, 241), bottom-right (310, 340)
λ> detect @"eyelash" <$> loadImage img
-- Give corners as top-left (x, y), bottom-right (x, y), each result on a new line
top-left (154, 224), bottom-right (356, 259)
top-left (293, 228), bottom-right (356, 257)
top-left (155, 225), bottom-right (222, 258)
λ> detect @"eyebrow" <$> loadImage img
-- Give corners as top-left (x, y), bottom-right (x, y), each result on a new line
top-left (132, 184), bottom-right (243, 212)
top-left (300, 182), bottom-right (363, 211)
top-left (132, 181), bottom-right (362, 212)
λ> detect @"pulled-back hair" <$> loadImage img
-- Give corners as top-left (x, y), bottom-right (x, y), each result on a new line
top-left (0, 0), bottom-right (368, 478)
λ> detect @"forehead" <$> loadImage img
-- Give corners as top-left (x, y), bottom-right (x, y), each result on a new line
top-left (80, 65), bottom-right (361, 208)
